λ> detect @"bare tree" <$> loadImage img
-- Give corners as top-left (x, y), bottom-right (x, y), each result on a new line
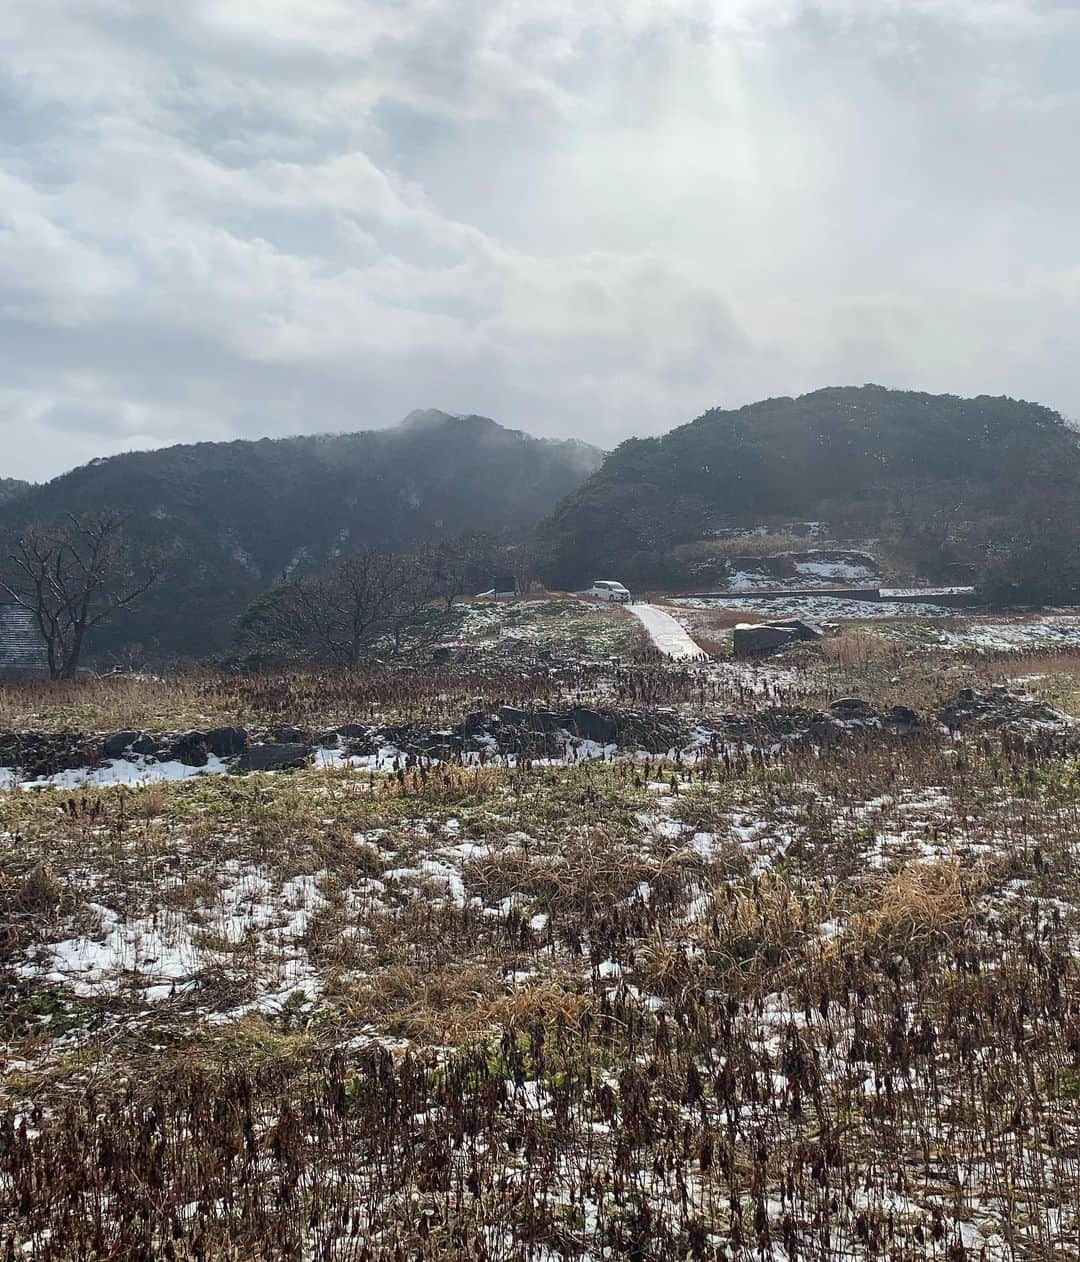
top-left (500, 534), bottom-right (547, 596)
top-left (1, 512), bottom-right (161, 679)
top-left (243, 547), bottom-right (453, 667)
top-left (430, 532), bottom-right (497, 611)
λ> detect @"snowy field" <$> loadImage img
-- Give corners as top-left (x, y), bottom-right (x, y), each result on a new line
top-left (676, 593), bottom-right (958, 619)
top-left (878, 613), bottom-right (1080, 651)
top-left (3, 641), bottom-right (1079, 1256)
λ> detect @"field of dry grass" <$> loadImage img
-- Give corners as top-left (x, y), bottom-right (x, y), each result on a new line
top-left (1, 620), bottom-right (1079, 1258)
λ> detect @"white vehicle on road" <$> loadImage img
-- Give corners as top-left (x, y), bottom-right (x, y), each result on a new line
top-left (590, 579), bottom-right (632, 603)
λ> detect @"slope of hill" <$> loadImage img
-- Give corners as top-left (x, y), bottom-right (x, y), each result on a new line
top-left (0, 413), bottom-right (603, 661)
top-left (545, 385), bottom-right (1080, 589)
top-left (0, 478), bottom-right (31, 506)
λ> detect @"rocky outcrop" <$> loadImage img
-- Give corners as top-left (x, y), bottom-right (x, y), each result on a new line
top-left (829, 697), bottom-right (875, 720)
top-left (733, 618), bottom-right (833, 657)
top-left (205, 726), bottom-right (248, 758)
top-left (0, 731), bottom-right (105, 781)
top-left (237, 743), bottom-right (313, 773)
top-left (937, 687), bottom-right (1071, 739)
top-left (101, 731), bottom-right (141, 759)
top-left (733, 625), bottom-right (799, 656)
top-left (170, 731), bottom-right (210, 768)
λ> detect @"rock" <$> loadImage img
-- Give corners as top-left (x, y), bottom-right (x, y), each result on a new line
top-left (497, 706), bottom-right (528, 727)
top-left (761, 618), bottom-right (826, 642)
top-left (527, 711), bottom-right (564, 733)
top-left (937, 687), bottom-right (1070, 737)
top-left (733, 624), bottom-right (799, 656)
top-left (345, 731), bottom-right (378, 756)
top-left (414, 729), bottom-right (464, 755)
top-left (808, 715), bottom-right (843, 743)
top-left (131, 734), bottom-right (160, 756)
top-left (829, 698), bottom-right (875, 720)
top-left (171, 731), bottom-right (210, 767)
top-left (271, 725), bottom-right (304, 744)
top-left (884, 705), bottom-right (920, 729)
top-left (463, 712), bottom-right (491, 738)
top-left (101, 731), bottom-right (140, 759)
top-left (336, 723), bottom-right (369, 740)
top-left (496, 707), bottom-right (561, 733)
top-left (791, 620), bottom-right (826, 641)
top-left (204, 726), bottom-right (247, 758)
top-left (237, 743), bottom-right (313, 773)
top-left (565, 707), bottom-right (618, 744)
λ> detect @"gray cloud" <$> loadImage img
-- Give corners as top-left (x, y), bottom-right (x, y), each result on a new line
top-left (1, 0), bottom-right (1079, 480)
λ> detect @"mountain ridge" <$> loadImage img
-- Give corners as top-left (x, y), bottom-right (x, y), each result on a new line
top-left (543, 384), bottom-right (1080, 589)
top-left (0, 413), bottom-right (605, 661)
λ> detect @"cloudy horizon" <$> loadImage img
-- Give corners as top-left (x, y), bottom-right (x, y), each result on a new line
top-left (2, 0), bottom-right (1079, 481)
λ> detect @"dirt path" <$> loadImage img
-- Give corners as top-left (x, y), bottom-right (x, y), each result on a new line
top-left (627, 603), bottom-right (707, 659)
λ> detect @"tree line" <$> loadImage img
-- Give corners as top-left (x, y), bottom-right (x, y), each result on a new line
top-left (0, 516), bottom-right (546, 678)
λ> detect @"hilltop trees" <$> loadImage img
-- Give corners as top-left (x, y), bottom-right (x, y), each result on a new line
top-left (543, 386), bottom-right (1080, 593)
top-left (0, 512), bottom-right (161, 679)
top-left (0, 413), bottom-right (602, 660)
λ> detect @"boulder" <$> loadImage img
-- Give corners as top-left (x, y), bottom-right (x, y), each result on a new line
top-left (101, 731), bottom-right (140, 759)
top-left (937, 687), bottom-right (1069, 736)
top-left (884, 705), bottom-right (920, 730)
top-left (344, 731), bottom-right (378, 757)
top-left (271, 725), bottom-right (305, 744)
top-left (527, 710), bottom-right (564, 733)
top-left (791, 620), bottom-right (826, 641)
top-left (131, 734), bottom-right (160, 756)
top-left (497, 706), bottom-right (528, 727)
top-left (238, 743), bottom-right (313, 773)
top-left (564, 707), bottom-right (618, 744)
top-left (733, 624), bottom-right (798, 657)
top-left (336, 723), bottom-right (369, 740)
top-left (414, 729), bottom-right (464, 755)
top-left (170, 731), bottom-right (210, 768)
top-left (204, 726), bottom-right (248, 758)
top-left (829, 698), bottom-right (875, 720)
top-left (497, 707), bottom-right (562, 733)
top-left (761, 618), bottom-right (826, 642)
top-left (463, 712), bottom-right (492, 738)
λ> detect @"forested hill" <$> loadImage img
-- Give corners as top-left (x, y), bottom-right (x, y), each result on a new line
top-left (0, 412), bottom-right (603, 661)
top-left (0, 478), bottom-right (31, 506)
top-left (544, 385), bottom-right (1080, 588)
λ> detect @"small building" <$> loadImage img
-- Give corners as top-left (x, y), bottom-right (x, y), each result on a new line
top-left (0, 605), bottom-right (51, 681)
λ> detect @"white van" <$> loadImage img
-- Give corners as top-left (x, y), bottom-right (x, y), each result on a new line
top-left (590, 580), bottom-right (632, 603)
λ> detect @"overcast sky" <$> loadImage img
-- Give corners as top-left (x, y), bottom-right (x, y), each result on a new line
top-left (1, 1), bottom-right (1078, 480)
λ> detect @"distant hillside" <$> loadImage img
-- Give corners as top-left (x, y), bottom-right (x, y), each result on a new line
top-left (545, 386), bottom-right (1080, 588)
top-left (0, 413), bottom-right (603, 661)
top-left (0, 478), bottom-right (31, 506)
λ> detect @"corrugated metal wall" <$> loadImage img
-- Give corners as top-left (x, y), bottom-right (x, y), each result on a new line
top-left (0, 605), bottom-right (51, 680)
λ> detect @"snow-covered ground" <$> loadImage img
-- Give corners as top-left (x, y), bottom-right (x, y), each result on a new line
top-left (2, 754), bottom-right (231, 791)
top-left (724, 555), bottom-right (880, 591)
top-left (880, 614), bottom-right (1080, 651)
top-left (676, 594), bottom-right (958, 619)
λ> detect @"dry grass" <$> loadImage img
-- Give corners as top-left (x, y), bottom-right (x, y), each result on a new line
top-left (851, 858), bottom-right (989, 949)
top-left (820, 627), bottom-right (906, 669)
top-left (2, 644), bottom-right (1079, 1258)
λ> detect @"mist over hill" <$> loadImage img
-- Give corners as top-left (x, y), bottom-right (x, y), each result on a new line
top-left (0, 479), bottom-right (31, 507)
top-left (0, 412), bottom-right (603, 661)
top-left (5, 385), bottom-right (1078, 667)
top-left (544, 385), bottom-right (1080, 592)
